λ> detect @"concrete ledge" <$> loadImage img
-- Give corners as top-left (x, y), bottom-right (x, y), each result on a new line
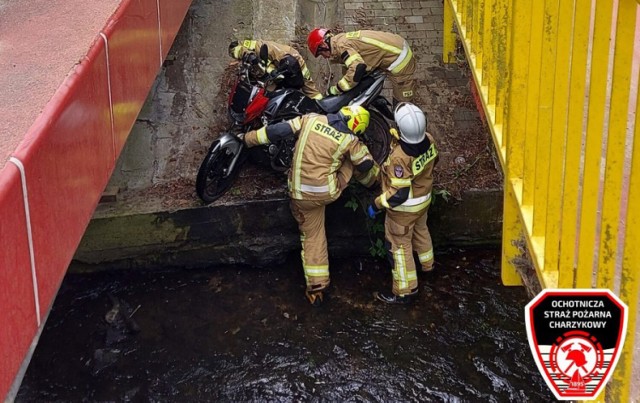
top-left (72, 188), bottom-right (503, 271)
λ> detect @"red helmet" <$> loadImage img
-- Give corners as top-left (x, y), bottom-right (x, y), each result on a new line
top-left (307, 28), bottom-right (328, 57)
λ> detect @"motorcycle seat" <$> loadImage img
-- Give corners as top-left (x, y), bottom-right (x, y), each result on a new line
top-left (315, 75), bottom-right (379, 114)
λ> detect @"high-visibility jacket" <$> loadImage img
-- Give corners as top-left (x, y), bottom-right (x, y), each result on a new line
top-left (327, 30), bottom-right (413, 95)
top-left (244, 113), bottom-right (379, 200)
top-left (373, 133), bottom-right (437, 213)
top-left (230, 39), bottom-right (323, 99)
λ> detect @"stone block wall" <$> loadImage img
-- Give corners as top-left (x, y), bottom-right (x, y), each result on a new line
top-left (342, 0), bottom-right (444, 65)
top-left (340, 0), bottom-right (445, 102)
top-left (337, 0), bottom-right (487, 178)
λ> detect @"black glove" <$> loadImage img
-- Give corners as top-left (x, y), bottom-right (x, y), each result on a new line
top-left (279, 56), bottom-right (291, 69)
top-left (279, 55), bottom-right (299, 74)
top-left (246, 53), bottom-right (259, 66)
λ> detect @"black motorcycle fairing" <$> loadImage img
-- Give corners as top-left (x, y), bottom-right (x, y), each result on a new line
top-left (229, 80), bottom-right (256, 123)
top-left (263, 88), bottom-right (320, 121)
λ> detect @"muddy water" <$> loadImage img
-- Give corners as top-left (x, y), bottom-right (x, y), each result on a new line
top-left (17, 247), bottom-right (554, 402)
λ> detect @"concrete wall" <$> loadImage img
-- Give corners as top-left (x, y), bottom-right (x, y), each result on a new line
top-left (107, 0), bottom-right (335, 192)
top-left (72, 189), bottom-right (502, 271)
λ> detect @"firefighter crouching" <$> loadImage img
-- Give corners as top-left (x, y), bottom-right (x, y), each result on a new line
top-left (307, 28), bottom-right (416, 105)
top-left (242, 106), bottom-right (380, 306)
top-left (367, 103), bottom-right (438, 305)
top-left (229, 39), bottom-right (323, 100)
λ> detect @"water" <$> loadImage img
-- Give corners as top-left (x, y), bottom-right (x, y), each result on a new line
top-left (17, 247), bottom-right (555, 402)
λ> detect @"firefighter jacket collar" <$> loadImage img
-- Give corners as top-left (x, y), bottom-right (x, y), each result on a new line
top-left (399, 136), bottom-right (431, 157)
top-left (327, 113), bottom-right (350, 133)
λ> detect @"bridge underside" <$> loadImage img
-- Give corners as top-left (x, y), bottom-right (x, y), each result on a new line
top-left (0, 0), bottom-right (192, 398)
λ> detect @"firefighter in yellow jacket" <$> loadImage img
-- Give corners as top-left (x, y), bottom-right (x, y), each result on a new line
top-left (242, 106), bottom-right (379, 306)
top-left (367, 103), bottom-right (438, 304)
top-left (229, 39), bottom-right (323, 100)
top-left (307, 28), bottom-right (415, 104)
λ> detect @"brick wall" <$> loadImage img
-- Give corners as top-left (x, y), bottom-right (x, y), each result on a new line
top-left (338, 0), bottom-right (494, 185)
top-left (342, 0), bottom-right (444, 66)
top-left (339, 0), bottom-right (457, 105)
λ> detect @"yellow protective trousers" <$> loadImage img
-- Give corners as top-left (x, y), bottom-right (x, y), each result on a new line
top-left (385, 207), bottom-right (434, 296)
top-left (290, 199), bottom-right (331, 291)
top-left (388, 56), bottom-right (416, 102)
top-left (288, 160), bottom-right (354, 292)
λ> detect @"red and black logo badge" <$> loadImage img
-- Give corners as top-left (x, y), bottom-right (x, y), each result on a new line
top-left (525, 289), bottom-right (628, 401)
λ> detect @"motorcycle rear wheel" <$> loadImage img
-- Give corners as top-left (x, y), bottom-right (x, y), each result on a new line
top-left (196, 139), bottom-right (244, 204)
top-left (363, 110), bottom-right (391, 165)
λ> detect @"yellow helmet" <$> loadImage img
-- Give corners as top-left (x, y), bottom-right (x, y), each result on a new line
top-left (340, 105), bottom-right (370, 136)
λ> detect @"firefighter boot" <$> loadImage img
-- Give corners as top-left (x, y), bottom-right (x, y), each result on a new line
top-left (305, 290), bottom-right (324, 307)
top-left (413, 252), bottom-right (434, 273)
top-left (374, 288), bottom-right (417, 305)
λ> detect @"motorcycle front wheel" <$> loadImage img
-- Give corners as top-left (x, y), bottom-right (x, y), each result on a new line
top-left (196, 139), bottom-right (245, 204)
top-left (363, 110), bottom-right (391, 165)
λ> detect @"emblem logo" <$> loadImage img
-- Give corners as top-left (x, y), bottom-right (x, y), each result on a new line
top-left (525, 289), bottom-right (628, 400)
top-left (394, 165), bottom-right (403, 177)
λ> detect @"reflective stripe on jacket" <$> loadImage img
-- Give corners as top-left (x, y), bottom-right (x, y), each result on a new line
top-left (329, 30), bottom-right (413, 93)
top-left (230, 40), bottom-right (322, 99)
top-left (375, 133), bottom-right (437, 213)
top-left (289, 114), bottom-right (376, 201)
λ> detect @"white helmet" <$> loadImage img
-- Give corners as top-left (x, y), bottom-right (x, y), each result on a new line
top-left (394, 102), bottom-right (426, 144)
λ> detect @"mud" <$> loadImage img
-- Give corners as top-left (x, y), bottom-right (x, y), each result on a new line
top-left (17, 247), bottom-right (553, 401)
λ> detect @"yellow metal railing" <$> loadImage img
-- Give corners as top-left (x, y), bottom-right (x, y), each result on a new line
top-left (444, 0), bottom-right (639, 400)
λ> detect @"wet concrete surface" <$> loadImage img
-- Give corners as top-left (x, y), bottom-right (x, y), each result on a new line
top-left (17, 247), bottom-right (554, 402)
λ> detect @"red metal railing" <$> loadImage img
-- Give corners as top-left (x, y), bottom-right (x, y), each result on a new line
top-left (0, 0), bottom-right (192, 399)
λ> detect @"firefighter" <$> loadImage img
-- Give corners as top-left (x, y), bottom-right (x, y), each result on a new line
top-left (241, 106), bottom-right (379, 306)
top-left (229, 39), bottom-right (323, 100)
top-left (366, 103), bottom-right (438, 304)
top-left (307, 28), bottom-right (416, 105)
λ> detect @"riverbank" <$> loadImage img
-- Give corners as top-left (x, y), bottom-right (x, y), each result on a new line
top-left (72, 186), bottom-right (504, 272)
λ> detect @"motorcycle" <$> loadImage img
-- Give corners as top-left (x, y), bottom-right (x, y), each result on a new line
top-left (196, 46), bottom-right (394, 204)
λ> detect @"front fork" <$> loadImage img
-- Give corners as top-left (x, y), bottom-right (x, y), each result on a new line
top-left (218, 133), bottom-right (245, 178)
